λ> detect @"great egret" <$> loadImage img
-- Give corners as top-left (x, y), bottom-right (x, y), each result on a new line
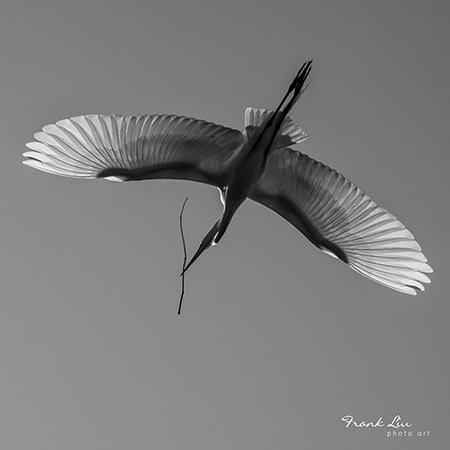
top-left (23, 61), bottom-right (432, 295)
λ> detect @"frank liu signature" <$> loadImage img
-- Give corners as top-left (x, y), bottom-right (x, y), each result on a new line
top-left (342, 415), bottom-right (410, 428)
top-left (341, 415), bottom-right (430, 437)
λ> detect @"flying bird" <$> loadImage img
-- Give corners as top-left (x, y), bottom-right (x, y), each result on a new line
top-left (23, 61), bottom-right (432, 295)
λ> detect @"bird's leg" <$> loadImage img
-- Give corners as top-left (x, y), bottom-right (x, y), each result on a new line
top-left (265, 60), bottom-right (312, 130)
top-left (180, 218), bottom-right (221, 275)
top-left (248, 61), bottom-right (312, 161)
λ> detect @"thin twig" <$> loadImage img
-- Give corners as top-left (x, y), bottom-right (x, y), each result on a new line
top-left (178, 197), bottom-right (188, 315)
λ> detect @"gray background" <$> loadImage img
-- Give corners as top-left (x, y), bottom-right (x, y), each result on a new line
top-left (1, 0), bottom-right (449, 449)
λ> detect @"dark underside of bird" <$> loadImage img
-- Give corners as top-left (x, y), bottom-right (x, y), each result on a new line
top-left (23, 61), bottom-right (432, 295)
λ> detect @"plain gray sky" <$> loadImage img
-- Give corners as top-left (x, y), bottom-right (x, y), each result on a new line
top-left (1, 0), bottom-right (449, 449)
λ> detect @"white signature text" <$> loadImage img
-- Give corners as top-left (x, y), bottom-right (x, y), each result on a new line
top-left (342, 415), bottom-right (412, 428)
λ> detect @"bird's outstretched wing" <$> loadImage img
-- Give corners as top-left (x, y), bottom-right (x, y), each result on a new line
top-left (23, 114), bottom-right (245, 187)
top-left (249, 148), bottom-right (432, 295)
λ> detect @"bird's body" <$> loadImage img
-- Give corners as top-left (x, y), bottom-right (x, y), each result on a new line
top-left (23, 62), bottom-right (432, 295)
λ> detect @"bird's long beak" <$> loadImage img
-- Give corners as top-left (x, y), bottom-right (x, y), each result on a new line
top-left (180, 219), bottom-right (221, 275)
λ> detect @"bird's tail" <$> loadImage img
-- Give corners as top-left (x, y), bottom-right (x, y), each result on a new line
top-left (244, 107), bottom-right (308, 150)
